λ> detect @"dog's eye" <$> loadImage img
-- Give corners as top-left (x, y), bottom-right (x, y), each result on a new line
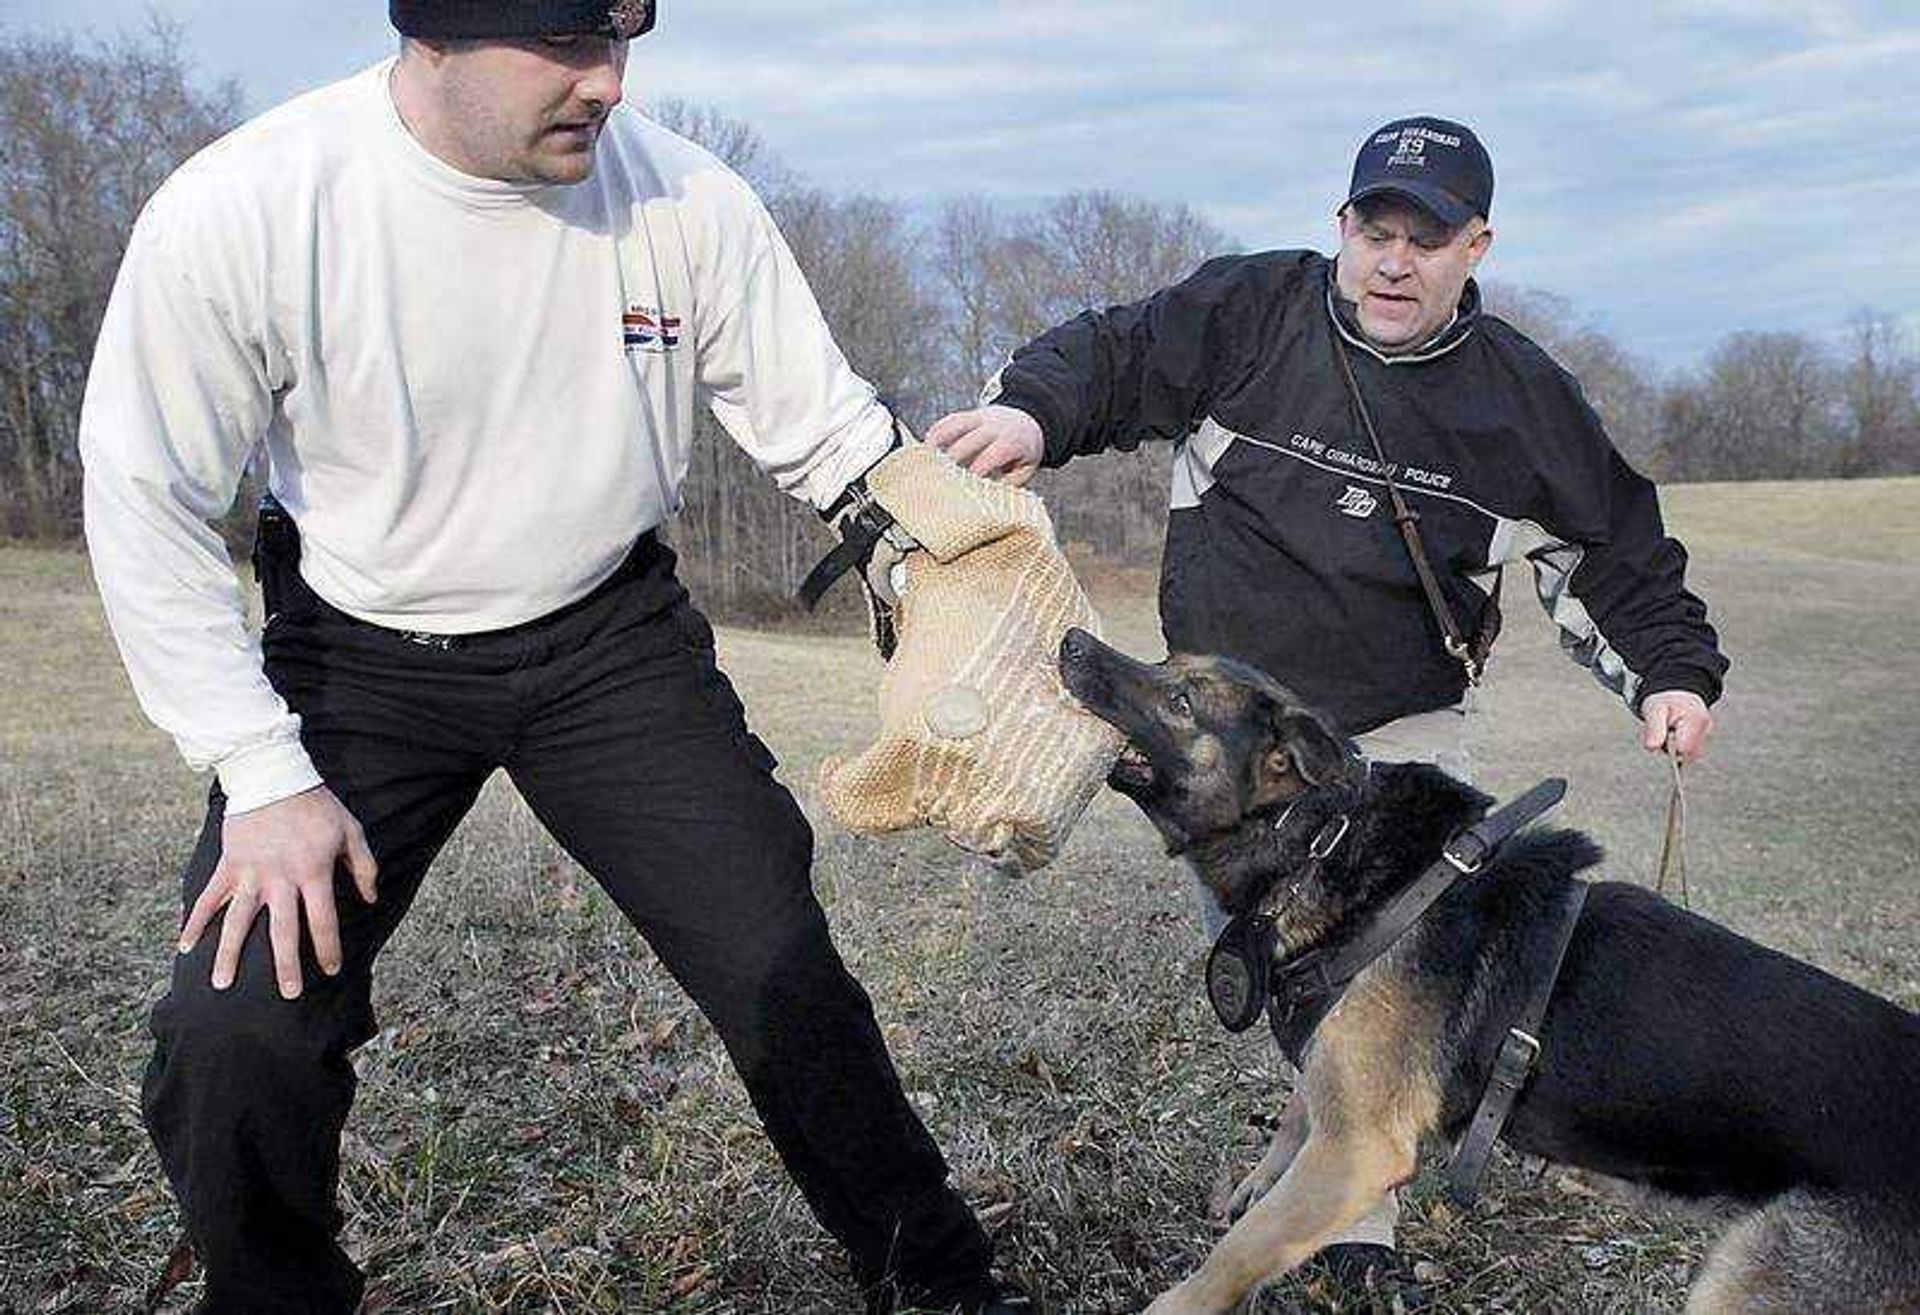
top-left (1168, 690), bottom-right (1193, 718)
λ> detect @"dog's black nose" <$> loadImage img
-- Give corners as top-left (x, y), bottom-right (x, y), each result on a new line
top-left (1060, 627), bottom-right (1095, 662)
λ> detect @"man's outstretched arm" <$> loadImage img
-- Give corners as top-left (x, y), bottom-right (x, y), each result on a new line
top-left (924, 404), bottom-right (1044, 486)
top-left (930, 251), bottom-right (1312, 478)
top-left (1517, 397), bottom-right (1727, 765)
top-left (81, 183), bottom-right (376, 995)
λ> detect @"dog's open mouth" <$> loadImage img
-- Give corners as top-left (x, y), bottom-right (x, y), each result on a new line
top-left (1109, 742), bottom-right (1155, 790)
top-left (1058, 629), bottom-right (1162, 793)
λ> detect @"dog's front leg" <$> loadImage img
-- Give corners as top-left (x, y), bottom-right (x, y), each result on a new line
top-left (1211, 1094), bottom-right (1310, 1224)
top-left (1144, 1129), bottom-right (1415, 1315)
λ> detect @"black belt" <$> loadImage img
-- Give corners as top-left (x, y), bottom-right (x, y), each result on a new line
top-left (254, 497), bottom-right (667, 650)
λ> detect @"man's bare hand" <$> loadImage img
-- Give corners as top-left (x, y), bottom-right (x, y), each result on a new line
top-left (179, 786), bottom-right (378, 999)
top-left (925, 404), bottom-right (1044, 486)
top-left (1640, 689), bottom-right (1714, 765)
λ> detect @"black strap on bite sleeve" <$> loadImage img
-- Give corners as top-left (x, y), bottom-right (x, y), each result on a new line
top-left (797, 500), bottom-right (895, 611)
top-left (796, 413), bottom-right (909, 612)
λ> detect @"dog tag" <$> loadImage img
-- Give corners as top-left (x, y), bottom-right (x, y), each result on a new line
top-left (1206, 914), bottom-right (1276, 1033)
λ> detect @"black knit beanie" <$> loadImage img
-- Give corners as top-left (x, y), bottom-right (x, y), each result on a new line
top-left (390, 0), bottom-right (655, 39)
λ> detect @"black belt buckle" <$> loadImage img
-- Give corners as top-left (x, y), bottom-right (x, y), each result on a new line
top-left (1206, 913), bottom-right (1275, 1033)
top-left (1444, 830), bottom-right (1490, 874)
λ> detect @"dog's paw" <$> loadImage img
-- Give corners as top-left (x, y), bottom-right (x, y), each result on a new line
top-left (1210, 1159), bottom-right (1282, 1225)
top-left (1206, 1164), bottom-right (1243, 1224)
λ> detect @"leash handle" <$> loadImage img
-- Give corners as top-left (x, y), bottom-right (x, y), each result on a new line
top-left (1655, 739), bottom-right (1690, 907)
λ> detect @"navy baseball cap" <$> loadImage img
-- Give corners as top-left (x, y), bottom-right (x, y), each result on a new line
top-left (1344, 117), bottom-right (1493, 229)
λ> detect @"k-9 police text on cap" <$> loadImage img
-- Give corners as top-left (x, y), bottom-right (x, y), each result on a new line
top-left (1344, 115), bottom-right (1494, 228)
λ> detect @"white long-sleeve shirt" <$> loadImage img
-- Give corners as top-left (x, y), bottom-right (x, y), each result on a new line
top-left (80, 60), bottom-right (894, 814)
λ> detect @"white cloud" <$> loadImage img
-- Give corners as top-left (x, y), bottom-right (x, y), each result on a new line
top-left (10, 0), bottom-right (1918, 362)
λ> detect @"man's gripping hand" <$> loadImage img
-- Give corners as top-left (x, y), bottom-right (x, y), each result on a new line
top-left (1640, 689), bottom-right (1715, 765)
top-left (179, 785), bottom-right (378, 1000)
top-left (926, 404), bottom-right (1044, 486)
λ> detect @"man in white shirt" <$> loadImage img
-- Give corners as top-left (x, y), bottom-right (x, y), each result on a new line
top-left (80, 3), bottom-right (1028, 1311)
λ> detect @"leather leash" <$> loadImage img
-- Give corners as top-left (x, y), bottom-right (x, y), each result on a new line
top-left (1655, 738), bottom-right (1690, 908)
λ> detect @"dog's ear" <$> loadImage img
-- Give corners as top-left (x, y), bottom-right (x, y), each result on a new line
top-left (1252, 698), bottom-right (1355, 803)
top-left (1274, 706), bottom-right (1356, 788)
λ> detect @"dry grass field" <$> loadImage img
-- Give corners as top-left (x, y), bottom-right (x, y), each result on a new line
top-left (3, 478), bottom-right (1917, 1313)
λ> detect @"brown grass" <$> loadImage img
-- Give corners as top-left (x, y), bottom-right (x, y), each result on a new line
top-left (3, 478), bottom-right (1917, 1313)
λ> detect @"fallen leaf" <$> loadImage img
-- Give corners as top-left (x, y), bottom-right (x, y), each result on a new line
top-left (668, 1266), bottom-right (712, 1300)
top-left (141, 1236), bottom-right (195, 1314)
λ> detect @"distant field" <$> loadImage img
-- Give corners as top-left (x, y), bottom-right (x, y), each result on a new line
top-left (3, 478), bottom-right (1916, 1313)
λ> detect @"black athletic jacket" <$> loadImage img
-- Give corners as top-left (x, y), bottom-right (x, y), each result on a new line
top-left (987, 251), bottom-right (1727, 734)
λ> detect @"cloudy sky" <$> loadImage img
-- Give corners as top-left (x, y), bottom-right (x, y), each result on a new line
top-left (10, 0), bottom-right (1916, 367)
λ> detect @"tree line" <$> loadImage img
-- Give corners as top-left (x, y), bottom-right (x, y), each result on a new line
top-left (3, 28), bottom-right (1915, 618)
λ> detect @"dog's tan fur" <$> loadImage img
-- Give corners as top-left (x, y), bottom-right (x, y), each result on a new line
top-left (1686, 1211), bottom-right (1782, 1315)
top-left (1148, 953), bottom-right (1447, 1314)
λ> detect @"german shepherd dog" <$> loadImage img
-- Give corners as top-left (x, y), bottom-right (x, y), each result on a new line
top-left (1056, 628), bottom-right (1920, 1314)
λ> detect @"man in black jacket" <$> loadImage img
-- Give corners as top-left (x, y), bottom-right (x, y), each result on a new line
top-left (928, 115), bottom-right (1727, 1291)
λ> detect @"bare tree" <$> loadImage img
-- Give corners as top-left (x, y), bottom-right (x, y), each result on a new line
top-left (930, 191), bottom-right (1233, 400)
top-left (928, 197), bottom-right (1009, 407)
top-left (636, 100), bottom-right (944, 616)
top-left (0, 21), bottom-right (239, 537)
top-left (1658, 331), bottom-right (1845, 481)
top-left (643, 96), bottom-right (795, 199)
top-left (1483, 283), bottom-right (1664, 475)
top-left (778, 189), bottom-right (940, 419)
top-left (1836, 309), bottom-right (1920, 477)
top-left (1037, 191), bottom-right (1229, 315)
top-left (925, 191), bottom-right (1235, 563)
top-left (1020, 193), bottom-right (1234, 563)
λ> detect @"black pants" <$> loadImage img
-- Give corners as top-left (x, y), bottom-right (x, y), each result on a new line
top-left (141, 515), bottom-right (991, 1313)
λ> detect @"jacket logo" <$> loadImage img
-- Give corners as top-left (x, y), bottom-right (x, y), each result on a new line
top-left (1335, 485), bottom-right (1378, 519)
top-left (622, 304), bottom-right (681, 354)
